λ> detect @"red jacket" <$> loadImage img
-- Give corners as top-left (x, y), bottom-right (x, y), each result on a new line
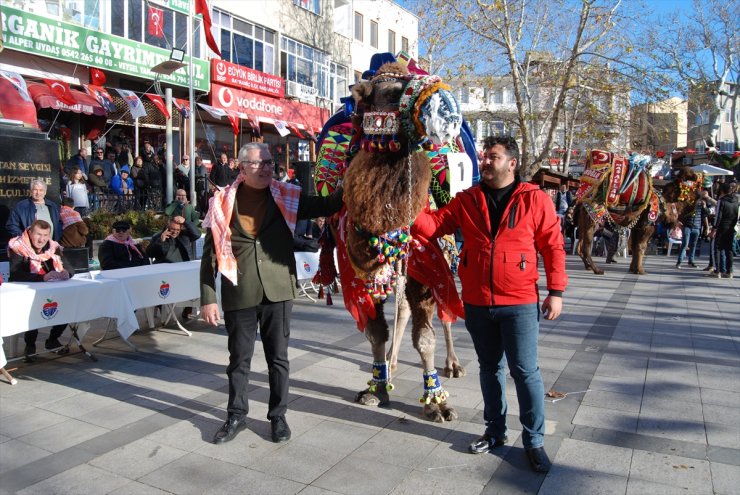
top-left (413, 181), bottom-right (567, 306)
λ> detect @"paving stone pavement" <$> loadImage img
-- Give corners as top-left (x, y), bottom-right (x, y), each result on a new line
top-left (1, 253), bottom-right (738, 494)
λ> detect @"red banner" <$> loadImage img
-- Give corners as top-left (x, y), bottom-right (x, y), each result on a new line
top-left (147, 6), bottom-right (165, 38)
top-left (211, 59), bottom-right (284, 98)
top-left (145, 93), bottom-right (170, 119)
top-left (209, 83), bottom-right (328, 131)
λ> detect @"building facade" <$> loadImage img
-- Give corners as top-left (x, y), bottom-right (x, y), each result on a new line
top-left (350, 0), bottom-right (418, 81)
top-left (688, 80), bottom-right (737, 153)
top-left (630, 97), bottom-right (688, 154)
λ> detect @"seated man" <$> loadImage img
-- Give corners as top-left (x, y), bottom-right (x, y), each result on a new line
top-left (146, 215), bottom-right (200, 264)
top-left (147, 215), bottom-right (201, 319)
top-left (98, 220), bottom-right (150, 270)
top-left (8, 220), bottom-right (74, 361)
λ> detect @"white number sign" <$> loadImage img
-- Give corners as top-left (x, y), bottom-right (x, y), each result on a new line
top-left (446, 152), bottom-right (473, 197)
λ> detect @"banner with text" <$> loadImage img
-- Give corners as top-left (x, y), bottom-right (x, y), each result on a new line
top-left (0, 6), bottom-right (209, 91)
top-left (211, 59), bottom-right (284, 98)
top-left (209, 83), bottom-right (329, 131)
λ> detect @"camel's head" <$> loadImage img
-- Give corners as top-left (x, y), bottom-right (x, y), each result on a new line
top-left (663, 166), bottom-right (703, 203)
top-left (351, 62), bottom-right (462, 151)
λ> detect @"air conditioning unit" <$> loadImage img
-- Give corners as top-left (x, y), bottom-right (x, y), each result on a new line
top-left (286, 81), bottom-right (301, 98)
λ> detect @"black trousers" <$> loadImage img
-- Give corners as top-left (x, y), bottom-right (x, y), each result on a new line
top-left (24, 324), bottom-right (68, 348)
top-left (224, 300), bottom-right (292, 420)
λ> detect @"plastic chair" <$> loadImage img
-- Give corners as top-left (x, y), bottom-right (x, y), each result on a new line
top-left (666, 237), bottom-right (682, 256)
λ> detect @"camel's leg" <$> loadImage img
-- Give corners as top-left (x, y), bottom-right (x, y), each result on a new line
top-left (355, 303), bottom-right (391, 406)
top-left (629, 222), bottom-right (654, 275)
top-left (386, 292), bottom-right (411, 374)
top-left (407, 279), bottom-right (457, 422)
top-left (575, 206), bottom-right (604, 275)
top-left (442, 321), bottom-right (465, 378)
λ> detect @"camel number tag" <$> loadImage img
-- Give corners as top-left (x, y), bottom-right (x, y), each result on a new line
top-left (447, 153), bottom-right (473, 197)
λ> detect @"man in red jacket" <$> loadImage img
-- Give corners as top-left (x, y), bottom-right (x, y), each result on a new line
top-left (413, 136), bottom-right (567, 472)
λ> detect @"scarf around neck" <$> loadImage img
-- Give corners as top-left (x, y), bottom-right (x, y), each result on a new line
top-left (203, 174), bottom-right (301, 286)
top-left (104, 233), bottom-right (143, 260)
top-left (8, 230), bottom-right (64, 274)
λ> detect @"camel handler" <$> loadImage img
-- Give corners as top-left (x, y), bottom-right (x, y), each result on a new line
top-left (200, 143), bottom-right (343, 445)
top-left (412, 136), bottom-right (567, 472)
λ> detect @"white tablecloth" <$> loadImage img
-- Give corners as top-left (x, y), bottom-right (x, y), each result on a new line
top-left (94, 261), bottom-right (201, 335)
top-left (294, 251), bottom-right (320, 281)
top-left (0, 278), bottom-right (137, 367)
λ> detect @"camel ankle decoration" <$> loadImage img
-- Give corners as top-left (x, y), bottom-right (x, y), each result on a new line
top-left (313, 60), bottom-right (472, 422)
top-left (575, 150), bottom-right (702, 275)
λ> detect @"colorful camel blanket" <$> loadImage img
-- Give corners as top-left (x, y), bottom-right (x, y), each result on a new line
top-left (332, 209), bottom-right (463, 331)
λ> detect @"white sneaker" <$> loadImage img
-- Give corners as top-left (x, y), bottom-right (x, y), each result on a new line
top-left (708, 271), bottom-right (722, 278)
top-left (722, 273), bottom-right (734, 279)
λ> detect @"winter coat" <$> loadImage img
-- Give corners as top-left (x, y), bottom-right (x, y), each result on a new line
top-left (110, 166), bottom-right (135, 196)
top-left (412, 181), bottom-right (568, 306)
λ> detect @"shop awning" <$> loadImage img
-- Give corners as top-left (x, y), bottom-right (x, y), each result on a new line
top-left (0, 77), bottom-right (39, 128)
top-left (27, 81), bottom-right (107, 116)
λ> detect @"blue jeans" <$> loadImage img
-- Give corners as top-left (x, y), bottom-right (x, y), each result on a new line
top-left (464, 303), bottom-right (545, 449)
top-left (677, 227), bottom-right (700, 264)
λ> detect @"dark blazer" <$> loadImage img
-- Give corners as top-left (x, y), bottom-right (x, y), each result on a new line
top-left (147, 220), bottom-right (201, 263)
top-left (200, 188), bottom-right (343, 311)
top-left (98, 240), bottom-right (150, 270)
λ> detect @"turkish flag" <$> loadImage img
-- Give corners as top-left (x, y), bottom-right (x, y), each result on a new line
top-left (287, 123), bottom-right (305, 139)
top-left (195, 0), bottom-right (222, 57)
top-left (225, 111), bottom-right (240, 135)
top-left (147, 6), bottom-right (164, 38)
top-left (145, 93), bottom-right (171, 119)
top-left (43, 79), bottom-right (77, 106)
top-left (90, 68), bottom-right (106, 86)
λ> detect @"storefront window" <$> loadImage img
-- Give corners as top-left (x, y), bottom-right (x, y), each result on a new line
top-left (215, 9), bottom-right (276, 75)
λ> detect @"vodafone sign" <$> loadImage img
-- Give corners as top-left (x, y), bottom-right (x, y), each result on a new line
top-left (211, 59), bottom-right (284, 98)
top-left (210, 83), bottom-right (329, 130)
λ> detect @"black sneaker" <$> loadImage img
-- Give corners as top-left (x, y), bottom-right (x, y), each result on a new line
top-left (526, 446), bottom-right (552, 472)
top-left (688, 262), bottom-right (698, 268)
top-left (45, 338), bottom-right (63, 350)
top-left (469, 433), bottom-right (508, 454)
top-left (675, 263), bottom-right (681, 269)
top-left (213, 415), bottom-right (247, 444)
top-left (270, 416), bottom-right (291, 443)
top-left (24, 345), bottom-right (37, 362)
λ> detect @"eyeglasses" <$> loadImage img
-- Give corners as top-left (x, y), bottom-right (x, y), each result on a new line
top-left (242, 160), bottom-right (275, 169)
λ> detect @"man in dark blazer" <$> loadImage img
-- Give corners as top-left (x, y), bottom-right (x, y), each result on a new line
top-left (200, 142), bottom-right (343, 445)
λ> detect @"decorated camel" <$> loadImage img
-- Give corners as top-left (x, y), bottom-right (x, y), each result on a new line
top-left (575, 150), bottom-right (702, 274)
top-left (313, 56), bottom-right (474, 422)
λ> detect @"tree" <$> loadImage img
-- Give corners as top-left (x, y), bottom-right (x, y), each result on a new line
top-left (410, 0), bottom-right (639, 179)
top-left (648, 0), bottom-right (739, 149)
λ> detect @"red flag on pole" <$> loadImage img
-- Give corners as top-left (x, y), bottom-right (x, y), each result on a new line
top-left (90, 68), bottom-right (106, 86)
top-left (43, 79), bottom-right (77, 106)
top-left (145, 93), bottom-right (171, 119)
top-left (225, 111), bottom-right (240, 136)
top-left (147, 6), bottom-right (165, 38)
top-left (195, 0), bottom-right (222, 57)
top-left (287, 123), bottom-right (305, 139)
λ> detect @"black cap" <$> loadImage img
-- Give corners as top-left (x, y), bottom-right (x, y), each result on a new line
top-left (112, 220), bottom-right (130, 230)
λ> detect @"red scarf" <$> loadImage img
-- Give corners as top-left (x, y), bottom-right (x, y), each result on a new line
top-left (8, 230), bottom-right (64, 274)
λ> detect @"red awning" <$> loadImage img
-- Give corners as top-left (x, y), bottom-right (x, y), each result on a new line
top-left (27, 81), bottom-right (107, 116)
top-left (0, 78), bottom-right (39, 128)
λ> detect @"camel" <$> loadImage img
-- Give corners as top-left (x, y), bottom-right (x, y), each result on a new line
top-left (313, 61), bottom-right (469, 422)
top-left (575, 150), bottom-right (702, 275)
